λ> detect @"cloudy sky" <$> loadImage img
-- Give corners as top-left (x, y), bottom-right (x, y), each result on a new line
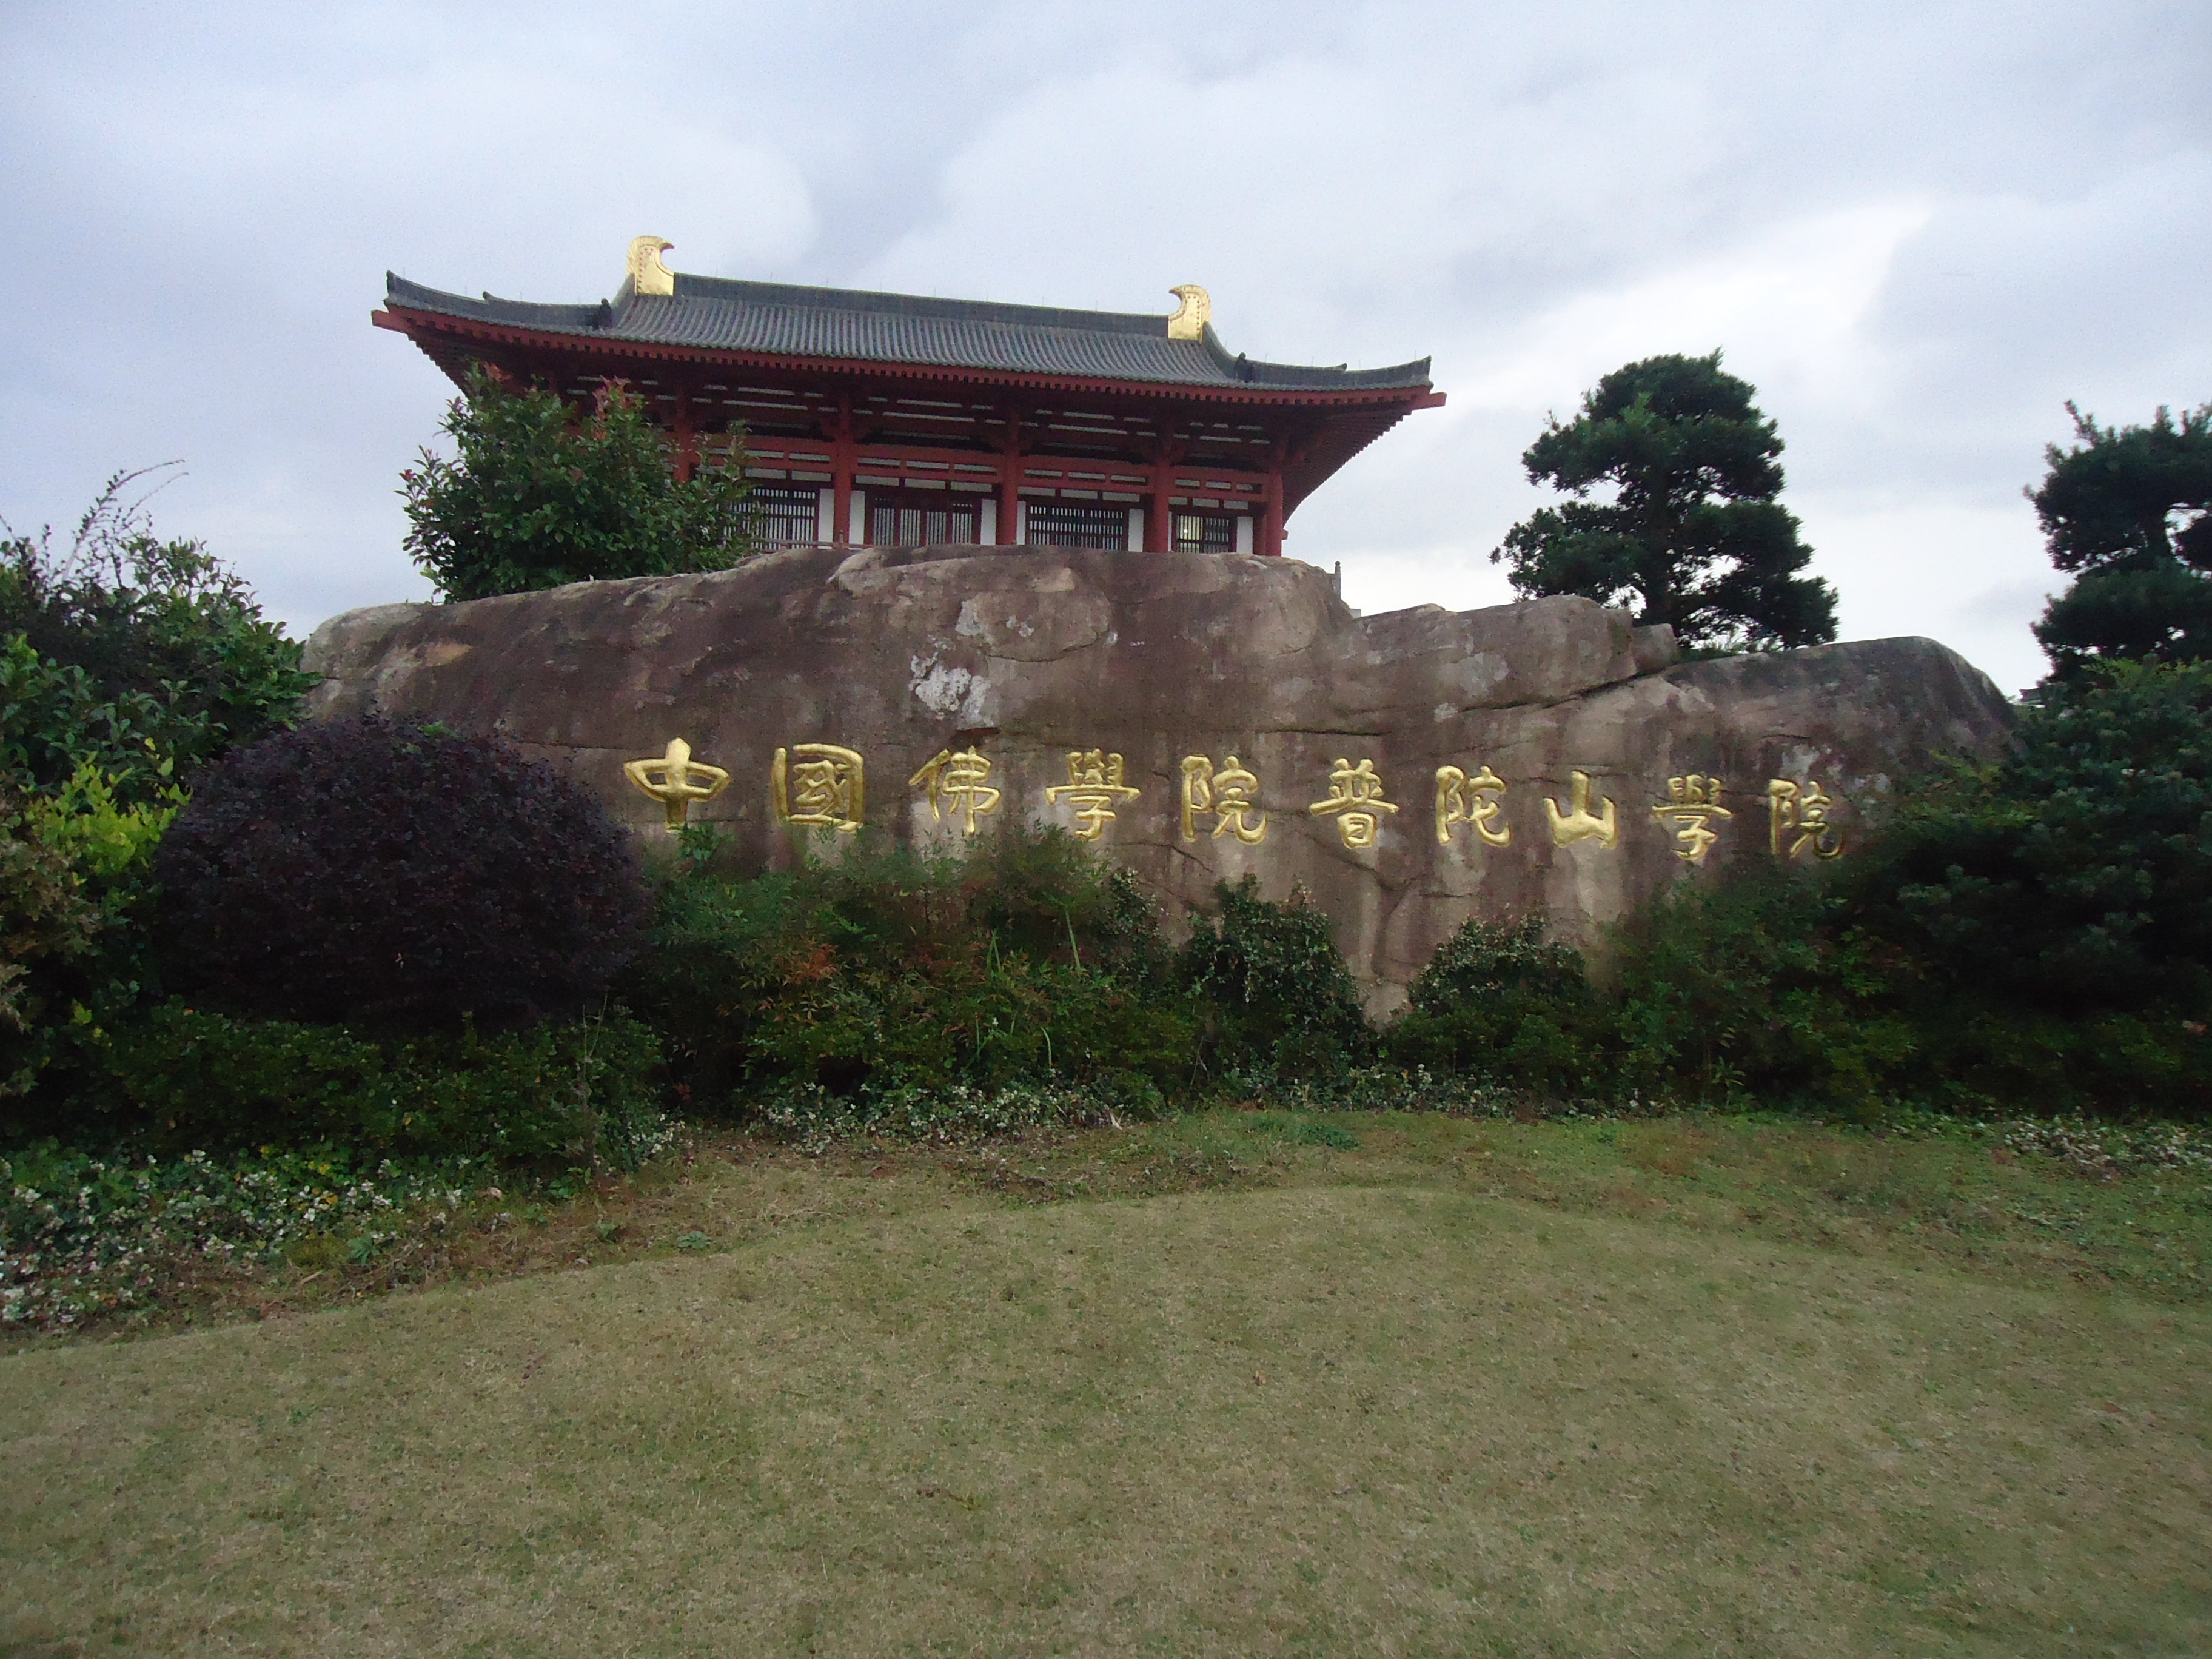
top-left (2, 2), bottom-right (2205, 694)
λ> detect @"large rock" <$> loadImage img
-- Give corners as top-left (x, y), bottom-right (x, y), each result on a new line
top-left (303, 545), bottom-right (2016, 1010)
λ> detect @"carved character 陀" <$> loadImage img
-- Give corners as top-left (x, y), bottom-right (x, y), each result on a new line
top-left (1435, 763), bottom-right (1510, 847)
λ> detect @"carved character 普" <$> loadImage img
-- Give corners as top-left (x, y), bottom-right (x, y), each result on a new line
top-left (1309, 758), bottom-right (1398, 849)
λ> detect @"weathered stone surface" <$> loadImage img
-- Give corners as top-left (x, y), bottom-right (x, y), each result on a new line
top-left (304, 545), bottom-right (2016, 1010)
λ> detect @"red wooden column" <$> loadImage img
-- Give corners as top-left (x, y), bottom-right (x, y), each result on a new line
top-left (995, 412), bottom-right (1024, 545)
top-left (1145, 435), bottom-right (1185, 553)
top-left (830, 392), bottom-right (854, 546)
top-left (1259, 471), bottom-right (1286, 557)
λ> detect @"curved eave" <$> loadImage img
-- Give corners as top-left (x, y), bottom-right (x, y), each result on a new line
top-left (374, 306), bottom-right (1444, 412)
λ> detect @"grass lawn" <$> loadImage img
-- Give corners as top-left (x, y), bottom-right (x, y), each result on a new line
top-left (4, 1112), bottom-right (2209, 1655)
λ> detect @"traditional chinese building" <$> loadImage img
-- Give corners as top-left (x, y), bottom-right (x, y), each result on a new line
top-left (374, 236), bottom-right (1444, 557)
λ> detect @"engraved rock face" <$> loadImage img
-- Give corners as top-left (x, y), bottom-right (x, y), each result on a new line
top-left (303, 545), bottom-right (2017, 1010)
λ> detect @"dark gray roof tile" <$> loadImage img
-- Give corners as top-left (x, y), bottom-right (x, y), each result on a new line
top-left (383, 272), bottom-right (1430, 393)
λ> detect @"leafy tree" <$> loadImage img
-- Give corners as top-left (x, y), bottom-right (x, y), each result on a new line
top-left (1491, 352), bottom-right (1837, 651)
top-left (2029, 401), bottom-right (2212, 677)
top-left (402, 368), bottom-right (759, 602)
top-left (0, 466), bottom-right (313, 806)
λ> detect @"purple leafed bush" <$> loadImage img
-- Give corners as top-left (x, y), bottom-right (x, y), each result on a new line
top-left (156, 717), bottom-right (646, 1030)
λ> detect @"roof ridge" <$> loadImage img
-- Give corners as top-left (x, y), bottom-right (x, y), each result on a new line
top-left (669, 273), bottom-right (1169, 337)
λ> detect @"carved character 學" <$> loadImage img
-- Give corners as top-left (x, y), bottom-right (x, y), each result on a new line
top-left (1652, 774), bottom-right (1733, 864)
top-left (1309, 757), bottom-right (1398, 848)
top-left (772, 743), bottom-right (865, 832)
top-left (1045, 748), bottom-right (1142, 840)
top-left (1181, 754), bottom-right (1269, 843)
top-left (908, 746), bottom-right (1002, 833)
top-left (1435, 763), bottom-right (1510, 847)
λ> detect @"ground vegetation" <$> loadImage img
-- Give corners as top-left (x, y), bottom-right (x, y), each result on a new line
top-left (3, 1113), bottom-right (2207, 1655)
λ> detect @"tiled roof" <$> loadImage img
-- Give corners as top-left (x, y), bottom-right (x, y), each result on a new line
top-left (383, 272), bottom-right (1432, 393)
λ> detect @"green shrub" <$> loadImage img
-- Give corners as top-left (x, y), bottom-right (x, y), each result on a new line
top-left (0, 765), bottom-right (179, 1115)
top-left (1858, 659), bottom-right (2212, 1017)
top-left (1386, 916), bottom-right (1606, 1096)
top-left (0, 792), bottom-right (105, 1096)
top-left (1604, 868), bottom-right (1920, 1110)
top-left (1175, 877), bottom-right (1372, 1082)
top-left (626, 827), bottom-right (1192, 1105)
top-left (0, 468), bottom-right (312, 806)
top-left (96, 1001), bottom-right (669, 1167)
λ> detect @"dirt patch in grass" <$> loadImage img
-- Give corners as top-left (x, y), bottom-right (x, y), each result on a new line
top-left (3, 1180), bottom-right (2207, 1657)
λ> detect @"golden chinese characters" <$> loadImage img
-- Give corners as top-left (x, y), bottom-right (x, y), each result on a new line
top-left (1435, 764), bottom-right (1510, 847)
top-left (1768, 778), bottom-right (1843, 859)
top-left (622, 737), bottom-right (731, 831)
top-left (907, 746), bottom-right (1002, 833)
top-left (1045, 749), bottom-right (1142, 840)
top-left (1309, 757), bottom-right (1397, 848)
top-left (1544, 771), bottom-right (1618, 848)
top-left (772, 743), bottom-right (865, 831)
top-left (1652, 774), bottom-right (1732, 864)
top-left (1181, 754), bottom-right (1269, 843)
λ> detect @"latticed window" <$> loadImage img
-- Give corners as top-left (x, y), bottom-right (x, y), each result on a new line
top-left (1026, 502), bottom-right (1128, 550)
top-left (867, 492), bottom-right (980, 547)
top-left (1173, 512), bottom-right (1238, 554)
top-left (746, 485), bottom-right (823, 546)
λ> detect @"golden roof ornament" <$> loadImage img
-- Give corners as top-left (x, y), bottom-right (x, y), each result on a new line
top-left (627, 235), bottom-right (675, 298)
top-left (1166, 284), bottom-right (1211, 340)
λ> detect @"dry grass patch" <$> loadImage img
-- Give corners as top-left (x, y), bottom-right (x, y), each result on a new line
top-left (4, 1177), bottom-right (2208, 1657)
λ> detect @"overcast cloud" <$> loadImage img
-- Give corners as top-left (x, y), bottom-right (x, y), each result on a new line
top-left (2, 1), bottom-right (2205, 693)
